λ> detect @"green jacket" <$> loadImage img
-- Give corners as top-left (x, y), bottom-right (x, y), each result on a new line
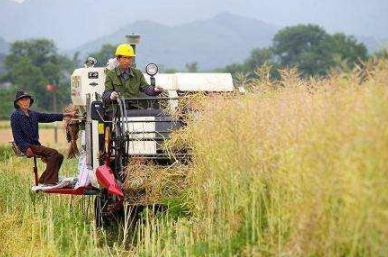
top-left (102, 67), bottom-right (159, 112)
top-left (104, 67), bottom-right (150, 99)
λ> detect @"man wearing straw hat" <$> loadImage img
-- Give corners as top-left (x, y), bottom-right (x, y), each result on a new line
top-left (10, 90), bottom-right (76, 185)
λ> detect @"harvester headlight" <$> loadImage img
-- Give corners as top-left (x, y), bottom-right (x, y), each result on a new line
top-left (146, 63), bottom-right (159, 76)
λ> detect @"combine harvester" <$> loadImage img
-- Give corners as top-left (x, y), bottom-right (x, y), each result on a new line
top-left (18, 35), bottom-right (235, 227)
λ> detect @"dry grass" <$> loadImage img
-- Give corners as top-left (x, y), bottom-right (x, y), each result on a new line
top-left (1, 60), bottom-right (387, 256)
top-left (124, 158), bottom-right (188, 205)
top-left (130, 60), bottom-right (388, 256)
top-left (179, 60), bottom-right (388, 256)
top-left (0, 155), bottom-right (118, 256)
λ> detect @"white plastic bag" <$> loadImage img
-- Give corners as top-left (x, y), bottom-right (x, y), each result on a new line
top-left (32, 177), bottom-right (78, 192)
top-left (75, 150), bottom-right (92, 188)
top-left (106, 58), bottom-right (119, 70)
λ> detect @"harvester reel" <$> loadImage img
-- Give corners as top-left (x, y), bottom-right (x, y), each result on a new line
top-left (112, 97), bottom-right (129, 181)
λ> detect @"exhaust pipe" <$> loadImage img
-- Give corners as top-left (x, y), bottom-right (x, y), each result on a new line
top-left (126, 34), bottom-right (141, 68)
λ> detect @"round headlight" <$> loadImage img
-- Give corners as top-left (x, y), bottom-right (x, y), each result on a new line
top-left (146, 63), bottom-right (159, 76)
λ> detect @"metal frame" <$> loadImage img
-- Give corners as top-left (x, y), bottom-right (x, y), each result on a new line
top-left (107, 96), bottom-right (186, 175)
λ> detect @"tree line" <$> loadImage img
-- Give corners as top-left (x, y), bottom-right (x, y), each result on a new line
top-left (0, 24), bottom-right (387, 119)
top-left (0, 39), bottom-right (77, 119)
top-left (222, 24), bottom-right (381, 77)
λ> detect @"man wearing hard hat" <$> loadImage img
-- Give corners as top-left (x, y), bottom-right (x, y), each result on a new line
top-left (102, 44), bottom-right (162, 106)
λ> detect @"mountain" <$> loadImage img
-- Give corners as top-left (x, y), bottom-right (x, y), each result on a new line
top-left (0, 37), bottom-right (9, 54)
top-left (72, 13), bottom-right (278, 70)
top-left (0, 37), bottom-right (9, 74)
top-left (1, 0), bottom-right (387, 50)
top-left (0, 0), bottom-right (141, 49)
top-left (0, 0), bottom-right (385, 70)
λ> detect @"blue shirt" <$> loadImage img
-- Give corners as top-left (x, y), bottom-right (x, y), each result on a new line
top-left (10, 109), bottom-right (63, 153)
top-left (120, 68), bottom-right (131, 81)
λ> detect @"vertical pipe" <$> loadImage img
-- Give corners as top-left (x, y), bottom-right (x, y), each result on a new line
top-left (126, 34), bottom-right (141, 69)
top-left (131, 44), bottom-right (137, 68)
top-left (85, 93), bottom-right (92, 168)
top-left (53, 90), bottom-right (58, 143)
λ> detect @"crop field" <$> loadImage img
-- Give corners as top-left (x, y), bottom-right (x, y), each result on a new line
top-left (0, 60), bottom-right (387, 256)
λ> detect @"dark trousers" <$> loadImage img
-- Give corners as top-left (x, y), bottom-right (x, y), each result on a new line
top-left (30, 145), bottom-right (64, 184)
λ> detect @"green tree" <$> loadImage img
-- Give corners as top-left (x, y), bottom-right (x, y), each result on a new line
top-left (328, 33), bottom-right (368, 68)
top-left (272, 24), bottom-right (368, 76)
top-left (164, 67), bottom-right (179, 73)
top-left (224, 48), bottom-right (275, 74)
top-left (88, 44), bottom-right (116, 67)
top-left (157, 64), bottom-right (179, 73)
top-left (272, 24), bottom-right (334, 76)
top-left (2, 39), bottom-right (76, 112)
top-left (245, 48), bottom-right (274, 70)
top-left (0, 53), bottom-right (6, 74)
top-left (185, 62), bottom-right (199, 72)
top-left (373, 48), bottom-right (388, 60)
top-left (0, 87), bottom-right (16, 119)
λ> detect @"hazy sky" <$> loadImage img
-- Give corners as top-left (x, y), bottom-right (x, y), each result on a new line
top-left (1, 0), bottom-right (387, 49)
top-left (143, 0), bottom-right (388, 38)
top-left (4, 1), bottom-right (388, 33)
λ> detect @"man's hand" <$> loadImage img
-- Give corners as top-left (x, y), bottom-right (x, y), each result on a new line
top-left (155, 86), bottom-right (164, 93)
top-left (110, 91), bottom-right (119, 101)
top-left (63, 110), bottom-right (77, 118)
top-left (26, 147), bottom-right (34, 158)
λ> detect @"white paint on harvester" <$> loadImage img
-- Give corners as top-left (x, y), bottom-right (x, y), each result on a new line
top-left (121, 116), bottom-right (157, 155)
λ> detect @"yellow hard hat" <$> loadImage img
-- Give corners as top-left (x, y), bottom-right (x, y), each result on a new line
top-left (115, 44), bottom-right (136, 57)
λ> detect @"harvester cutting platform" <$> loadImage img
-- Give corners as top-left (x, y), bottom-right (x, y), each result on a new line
top-left (17, 35), bottom-right (234, 227)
